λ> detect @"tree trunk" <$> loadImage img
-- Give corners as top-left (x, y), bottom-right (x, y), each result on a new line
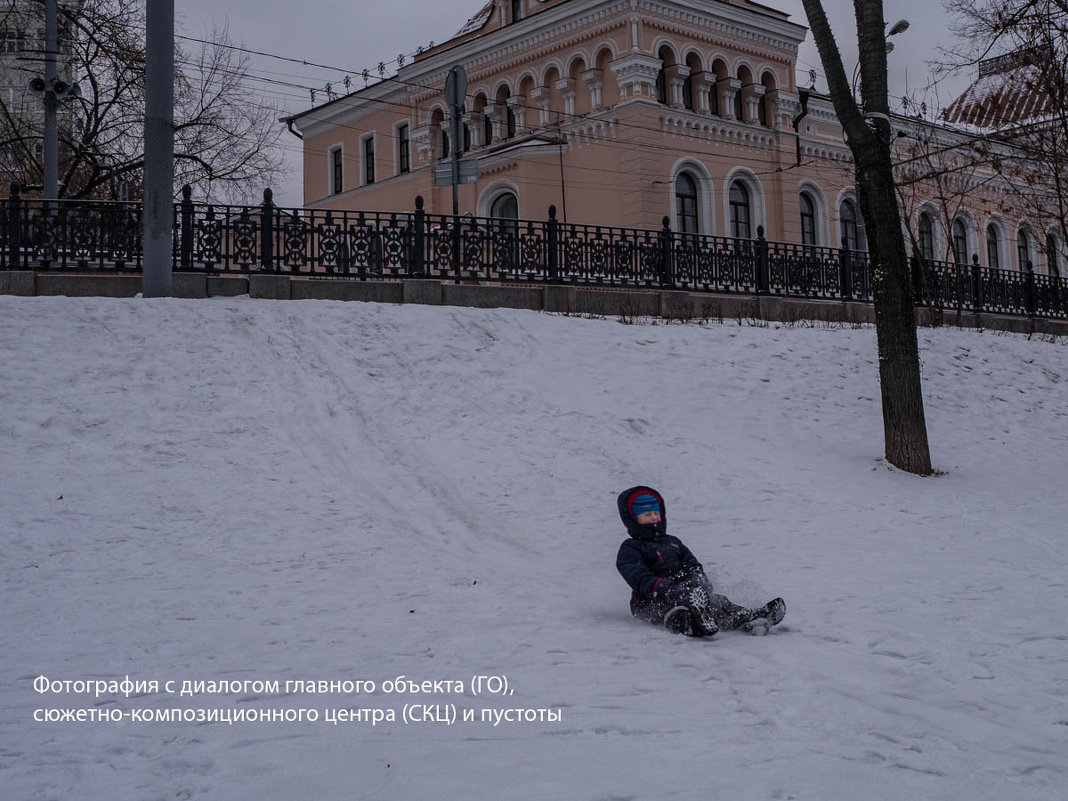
top-left (802, 0), bottom-right (933, 475)
top-left (855, 145), bottom-right (934, 475)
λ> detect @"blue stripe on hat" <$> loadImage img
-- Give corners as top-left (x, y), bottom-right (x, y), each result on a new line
top-left (630, 492), bottom-right (660, 516)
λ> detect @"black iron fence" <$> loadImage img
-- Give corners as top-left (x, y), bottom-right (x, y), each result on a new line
top-left (2, 182), bottom-right (1065, 319)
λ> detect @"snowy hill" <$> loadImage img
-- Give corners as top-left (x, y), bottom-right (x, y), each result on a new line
top-left (2, 295), bottom-right (1067, 801)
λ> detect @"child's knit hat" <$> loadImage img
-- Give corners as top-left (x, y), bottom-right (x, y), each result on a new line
top-left (629, 492), bottom-right (661, 516)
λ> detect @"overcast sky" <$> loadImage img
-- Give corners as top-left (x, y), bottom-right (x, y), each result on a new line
top-left (173, 0), bottom-right (967, 206)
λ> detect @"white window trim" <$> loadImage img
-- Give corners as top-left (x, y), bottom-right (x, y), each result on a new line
top-left (723, 167), bottom-right (765, 239)
top-left (668, 158), bottom-right (714, 236)
top-left (798, 180), bottom-right (829, 247)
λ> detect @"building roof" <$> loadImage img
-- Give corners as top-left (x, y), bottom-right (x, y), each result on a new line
top-left (942, 48), bottom-right (1056, 129)
top-left (456, 2), bottom-right (494, 36)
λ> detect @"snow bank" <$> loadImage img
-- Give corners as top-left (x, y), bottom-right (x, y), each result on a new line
top-left (2, 296), bottom-right (1066, 800)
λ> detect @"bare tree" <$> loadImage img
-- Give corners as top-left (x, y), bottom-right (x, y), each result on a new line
top-left (893, 117), bottom-right (1000, 263)
top-left (942, 0), bottom-right (1068, 273)
top-left (801, 0), bottom-right (933, 475)
top-left (0, 0), bottom-right (285, 201)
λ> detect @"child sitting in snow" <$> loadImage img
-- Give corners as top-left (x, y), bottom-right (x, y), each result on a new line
top-left (616, 485), bottom-right (785, 637)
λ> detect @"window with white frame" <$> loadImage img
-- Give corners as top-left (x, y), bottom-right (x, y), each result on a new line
top-left (396, 123), bottom-right (410, 174)
top-left (952, 218), bottom-right (968, 265)
top-left (800, 192), bottom-right (817, 246)
top-left (729, 181), bottom-right (751, 239)
top-left (1046, 232), bottom-right (1060, 278)
top-left (1017, 229), bottom-right (1032, 271)
top-left (918, 212), bottom-right (935, 260)
top-left (361, 134), bottom-right (375, 186)
top-left (986, 224), bottom-right (1000, 270)
top-left (841, 199), bottom-right (862, 251)
top-left (675, 172), bottom-right (699, 235)
top-left (329, 146), bottom-right (343, 195)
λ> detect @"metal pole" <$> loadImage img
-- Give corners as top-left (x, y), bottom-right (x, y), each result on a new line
top-left (43, 0), bottom-right (57, 203)
top-left (450, 112), bottom-right (460, 216)
top-left (142, 0), bottom-right (174, 297)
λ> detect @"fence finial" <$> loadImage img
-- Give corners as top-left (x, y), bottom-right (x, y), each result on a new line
top-left (263, 187), bottom-right (274, 205)
top-left (181, 184), bottom-right (192, 201)
top-left (548, 204), bottom-right (557, 220)
top-left (415, 195), bottom-right (424, 210)
top-left (662, 215), bottom-right (671, 230)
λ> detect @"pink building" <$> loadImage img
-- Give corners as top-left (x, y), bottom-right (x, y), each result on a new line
top-left (284, 0), bottom-right (1063, 277)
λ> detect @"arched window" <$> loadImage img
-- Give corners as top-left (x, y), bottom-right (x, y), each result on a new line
top-left (511, 0), bottom-right (522, 23)
top-left (841, 200), bottom-right (860, 250)
top-left (918, 212), bottom-right (934, 260)
top-left (986, 225), bottom-right (1000, 270)
top-left (1017, 229), bottom-right (1031, 271)
top-left (490, 191), bottom-right (520, 269)
top-left (729, 182), bottom-right (751, 239)
top-left (491, 191), bottom-right (518, 220)
top-left (675, 172), bottom-right (699, 235)
top-left (800, 192), bottom-right (816, 246)
top-left (506, 105), bottom-right (516, 139)
top-left (709, 79), bottom-right (719, 115)
top-left (1046, 232), bottom-right (1060, 278)
top-left (952, 219), bottom-right (968, 265)
top-left (441, 130), bottom-right (450, 160)
top-left (484, 114), bottom-right (493, 147)
top-left (733, 86), bottom-right (744, 121)
top-left (655, 46), bottom-right (674, 105)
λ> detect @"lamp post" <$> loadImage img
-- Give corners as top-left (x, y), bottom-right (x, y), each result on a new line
top-left (851, 20), bottom-right (909, 102)
top-left (27, 0), bottom-right (79, 203)
top-left (142, 0), bottom-right (174, 298)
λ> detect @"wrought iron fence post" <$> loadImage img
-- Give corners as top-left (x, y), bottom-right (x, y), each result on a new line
top-left (755, 225), bottom-right (769, 294)
top-left (839, 236), bottom-right (852, 300)
top-left (452, 210), bottom-right (462, 283)
top-left (260, 188), bottom-right (275, 271)
top-left (659, 216), bottom-right (674, 287)
top-left (7, 181), bottom-right (20, 269)
top-left (547, 204), bottom-right (559, 282)
top-left (179, 184), bottom-right (193, 268)
top-left (413, 195), bottom-right (425, 277)
top-left (1024, 261), bottom-right (1037, 318)
top-left (971, 253), bottom-right (983, 311)
top-left (910, 255), bottom-right (925, 306)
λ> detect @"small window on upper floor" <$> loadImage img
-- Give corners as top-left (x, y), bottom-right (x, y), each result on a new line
top-left (330, 146), bottom-right (343, 195)
top-left (511, 0), bottom-right (522, 23)
top-left (397, 123), bottom-right (410, 174)
top-left (362, 134), bottom-right (375, 186)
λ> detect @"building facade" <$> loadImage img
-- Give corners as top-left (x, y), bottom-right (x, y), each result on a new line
top-left (285, 0), bottom-right (1064, 277)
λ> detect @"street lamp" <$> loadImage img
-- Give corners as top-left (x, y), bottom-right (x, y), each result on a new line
top-left (852, 19), bottom-right (910, 100)
top-left (26, 0), bottom-right (80, 203)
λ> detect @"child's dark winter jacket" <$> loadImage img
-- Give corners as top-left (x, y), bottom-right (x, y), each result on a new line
top-left (615, 485), bottom-right (709, 618)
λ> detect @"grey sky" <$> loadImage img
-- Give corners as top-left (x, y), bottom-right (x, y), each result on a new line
top-left (174, 0), bottom-right (965, 206)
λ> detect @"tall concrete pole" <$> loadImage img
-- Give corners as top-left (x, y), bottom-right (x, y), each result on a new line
top-left (43, 0), bottom-right (58, 202)
top-left (142, 0), bottom-right (174, 297)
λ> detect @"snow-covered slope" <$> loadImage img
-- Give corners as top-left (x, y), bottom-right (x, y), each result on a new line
top-left (2, 296), bottom-right (1066, 800)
